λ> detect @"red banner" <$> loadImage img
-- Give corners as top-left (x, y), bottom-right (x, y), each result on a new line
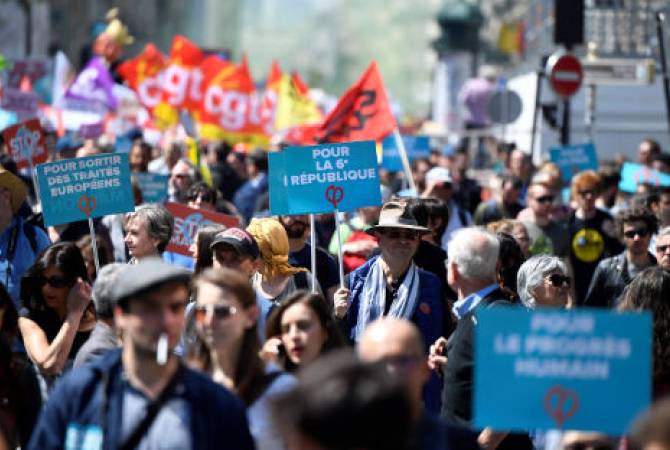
top-left (2, 119), bottom-right (48, 169)
top-left (165, 202), bottom-right (239, 256)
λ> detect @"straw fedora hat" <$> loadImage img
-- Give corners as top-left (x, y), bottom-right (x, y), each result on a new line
top-left (366, 201), bottom-right (430, 235)
top-left (0, 166), bottom-right (27, 214)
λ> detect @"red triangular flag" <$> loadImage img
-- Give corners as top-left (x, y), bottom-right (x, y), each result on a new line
top-left (315, 61), bottom-right (395, 144)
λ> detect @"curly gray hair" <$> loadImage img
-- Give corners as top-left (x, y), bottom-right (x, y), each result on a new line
top-left (516, 255), bottom-right (568, 308)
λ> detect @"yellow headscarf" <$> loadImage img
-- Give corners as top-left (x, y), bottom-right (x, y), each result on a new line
top-left (246, 218), bottom-right (307, 278)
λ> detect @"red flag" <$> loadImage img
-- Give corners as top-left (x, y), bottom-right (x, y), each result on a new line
top-left (291, 71), bottom-right (309, 96)
top-left (315, 61), bottom-right (395, 144)
top-left (117, 43), bottom-right (167, 110)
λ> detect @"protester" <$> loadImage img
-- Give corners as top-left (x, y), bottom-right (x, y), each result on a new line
top-left (72, 263), bottom-right (124, 367)
top-left (656, 226), bottom-right (670, 271)
top-left (518, 176), bottom-right (570, 257)
top-left (638, 138), bottom-right (662, 167)
top-left (190, 224), bottom-right (226, 274)
top-left (630, 396), bottom-right (670, 450)
top-left (334, 200), bottom-right (443, 411)
top-left (0, 283), bottom-right (41, 449)
top-left (473, 174), bottom-right (523, 226)
top-left (618, 267), bottom-right (670, 399)
top-left (169, 158), bottom-right (196, 204)
top-left (18, 242), bottom-right (96, 393)
top-left (125, 203), bottom-right (174, 263)
top-left (585, 206), bottom-right (657, 308)
top-left (27, 258), bottom-right (255, 450)
top-left (448, 148), bottom-right (482, 215)
top-left (263, 291), bottom-right (344, 372)
top-left (0, 166), bottom-right (50, 308)
top-left (279, 214), bottom-right (339, 303)
top-left (422, 167), bottom-right (471, 246)
top-left (428, 227), bottom-right (532, 449)
top-left (148, 140), bottom-right (183, 175)
top-left (234, 149), bottom-right (269, 225)
top-left (568, 170), bottom-right (622, 305)
top-left (494, 232), bottom-right (526, 301)
top-left (128, 140), bottom-right (153, 173)
top-left (272, 349), bottom-right (413, 450)
top-left (420, 197), bottom-right (450, 248)
top-left (186, 181), bottom-right (217, 211)
top-left (187, 268), bottom-right (296, 450)
top-left (358, 318), bottom-right (481, 450)
top-left (75, 234), bottom-right (112, 282)
top-left (247, 218), bottom-right (321, 337)
top-left (211, 227), bottom-right (261, 279)
top-left (508, 149), bottom-right (533, 202)
top-left (516, 255), bottom-right (570, 309)
top-left (488, 219), bottom-right (531, 258)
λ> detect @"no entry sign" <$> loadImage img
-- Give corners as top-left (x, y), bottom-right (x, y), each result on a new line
top-left (546, 53), bottom-right (583, 98)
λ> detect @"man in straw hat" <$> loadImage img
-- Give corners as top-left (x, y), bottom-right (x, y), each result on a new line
top-left (0, 166), bottom-right (50, 308)
top-left (334, 200), bottom-right (444, 411)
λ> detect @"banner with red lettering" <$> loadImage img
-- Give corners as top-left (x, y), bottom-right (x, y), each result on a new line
top-left (165, 202), bottom-right (239, 256)
top-left (153, 36), bottom-right (205, 128)
top-left (2, 119), bottom-right (48, 169)
top-left (197, 56), bottom-right (271, 146)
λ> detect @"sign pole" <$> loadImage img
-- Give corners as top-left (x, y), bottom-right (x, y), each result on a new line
top-left (27, 158), bottom-right (41, 211)
top-left (334, 209), bottom-right (345, 289)
top-left (87, 217), bottom-right (100, 275)
top-left (392, 129), bottom-right (417, 193)
top-left (309, 214), bottom-right (317, 294)
top-left (530, 69), bottom-right (544, 164)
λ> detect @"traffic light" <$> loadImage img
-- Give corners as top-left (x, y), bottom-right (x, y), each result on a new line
top-left (432, 0), bottom-right (483, 55)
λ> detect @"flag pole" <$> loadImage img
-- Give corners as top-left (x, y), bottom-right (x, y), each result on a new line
top-left (392, 128), bottom-right (417, 193)
top-left (309, 214), bottom-right (317, 293)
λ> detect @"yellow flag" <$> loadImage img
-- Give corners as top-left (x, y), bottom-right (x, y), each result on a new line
top-left (274, 74), bottom-right (323, 131)
top-left (185, 137), bottom-right (213, 186)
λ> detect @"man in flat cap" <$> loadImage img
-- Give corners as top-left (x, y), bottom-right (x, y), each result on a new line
top-left (28, 258), bottom-right (254, 450)
top-left (334, 200), bottom-right (444, 412)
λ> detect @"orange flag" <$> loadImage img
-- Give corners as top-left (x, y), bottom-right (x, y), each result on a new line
top-left (117, 43), bottom-right (167, 111)
top-left (315, 61), bottom-right (395, 144)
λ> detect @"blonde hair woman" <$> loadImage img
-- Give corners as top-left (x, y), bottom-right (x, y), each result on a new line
top-left (246, 218), bottom-right (321, 340)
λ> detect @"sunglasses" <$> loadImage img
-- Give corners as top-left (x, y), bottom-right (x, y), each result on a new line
top-left (534, 195), bottom-right (555, 204)
top-left (194, 304), bottom-right (238, 322)
top-left (657, 244), bottom-right (670, 253)
top-left (546, 274), bottom-right (570, 287)
top-left (383, 230), bottom-right (419, 241)
top-left (37, 275), bottom-right (72, 289)
top-left (623, 228), bottom-right (649, 239)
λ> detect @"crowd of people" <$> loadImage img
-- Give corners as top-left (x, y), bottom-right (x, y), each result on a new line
top-left (0, 128), bottom-right (669, 450)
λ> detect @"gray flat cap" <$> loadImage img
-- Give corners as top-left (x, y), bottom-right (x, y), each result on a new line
top-left (113, 258), bottom-right (191, 305)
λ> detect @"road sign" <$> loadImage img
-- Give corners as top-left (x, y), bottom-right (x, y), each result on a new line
top-left (547, 53), bottom-right (584, 98)
top-left (488, 89), bottom-right (523, 124)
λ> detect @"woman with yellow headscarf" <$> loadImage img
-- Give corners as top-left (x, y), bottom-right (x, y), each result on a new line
top-left (246, 218), bottom-right (322, 338)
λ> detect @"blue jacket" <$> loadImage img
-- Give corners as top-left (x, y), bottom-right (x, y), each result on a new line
top-left (28, 349), bottom-right (255, 450)
top-left (346, 256), bottom-right (445, 412)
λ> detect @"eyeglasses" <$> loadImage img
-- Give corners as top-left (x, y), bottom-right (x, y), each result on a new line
top-left (657, 244), bottom-right (670, 253)
top-left (173, 173), bottom-right (191, 179)
top-left (546, 274), bottom-right (570, 287)
top-left (194, 304), bottom-right (238, 322)
top-left (534, 195), bottom-right (555, 204)
top-left (37, 275), bottom-right (72, 289)
top-left (623, 228), bottom-right (649, 239)
top-left (383, 230), bottom-right (419, 241)
top-left (578, 189), bottom-right (596, 198)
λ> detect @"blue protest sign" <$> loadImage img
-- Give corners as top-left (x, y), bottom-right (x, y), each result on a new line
top-left (37, 153), bottom-right (135, 226)
top-left (269, 141), bottom-right (381, 215)
top-left (474, 308), bottom-right (651, 435)
top-left (134, 173), bottom-right (169, 203)
top-left (381, 135), bottom-right (430, 171)
top-left (549, 143), bottom-right (598, 184)
top-left (619, 161), bottom-right (670, 193)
